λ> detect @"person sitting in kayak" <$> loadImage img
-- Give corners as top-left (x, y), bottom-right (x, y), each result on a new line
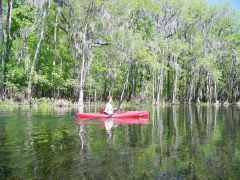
top-left (116, 104), bottom-right (125, 114)
top-left (104, 96), bottom-right (116, 115)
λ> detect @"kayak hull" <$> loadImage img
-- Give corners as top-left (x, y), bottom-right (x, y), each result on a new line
top-left (76, 110), bottom-right (150, 119)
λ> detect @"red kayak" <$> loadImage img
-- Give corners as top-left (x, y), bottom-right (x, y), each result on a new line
top-left (76, 110), bottom-right (150, 119)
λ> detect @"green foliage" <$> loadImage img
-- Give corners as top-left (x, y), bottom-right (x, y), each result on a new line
top-left (11, 2), bottom-right (36, 37)
top-left (1, 0), bottom-right (240, 103)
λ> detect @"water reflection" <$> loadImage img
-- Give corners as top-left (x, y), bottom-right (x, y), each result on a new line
top-left (77, 117), bottom-right (150, 140)
top-left (103, 119), bottom-right (117, 139)
top-left (172, 105), bottom-right (181, 158)
top-left (1, 105), bottom-right (240, 179)
top-left (79, 124), bottom-right (86, 150)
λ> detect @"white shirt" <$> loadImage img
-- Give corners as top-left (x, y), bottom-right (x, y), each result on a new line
top-left (104, 102), bottom-right (113, 114)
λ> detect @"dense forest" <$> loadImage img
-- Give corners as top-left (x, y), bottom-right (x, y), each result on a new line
top-left (0, 0), bottom-right (239, 105)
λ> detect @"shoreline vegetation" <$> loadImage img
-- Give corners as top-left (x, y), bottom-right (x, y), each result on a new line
top-left (1, 98), bottom-right (240, 108)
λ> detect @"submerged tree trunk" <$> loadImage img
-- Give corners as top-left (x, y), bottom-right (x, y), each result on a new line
top-left (0, 0), bottom-right (5, 101)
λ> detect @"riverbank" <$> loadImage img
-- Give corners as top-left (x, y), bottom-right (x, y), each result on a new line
top-left (0, 98), bottom-right (105, 108)
top-left (1, 98), bottom-right (240, 108)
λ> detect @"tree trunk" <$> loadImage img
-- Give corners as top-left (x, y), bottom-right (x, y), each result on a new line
top-left (120, 65), bottom-right (131, 102)
top-left (214, 81), bottom-right (218, 102)
top-left (188, 67), bottom-right (195, 104)
top-left (77, 40), bottom-right (93, 105)
top-left (206, 73), bottom-right (212, 103)
top-left (78, 48), bottom-right (85, 105)
top-left (69, 0), bottom-right (95, 105)
top-left (52, 7), bottom-right (60, 98)
top-left (228, 49), bottom-right (237, 102)
top-left (166, 57), bottom-right (170, 101)
top-left (130, 64), bottom-right (138, 100)
top-left (152, 69), bottom-right (155, 104)
top-left (156, 45), bottom-right (166, 105)
top-left (0, 0), bottom-right (5, 101)
top-left (5, 0), bottom-right (12, 62)
top-left (156, 63), bottom-right (164, 104)
top-left (194, 68), bottom-right (203, 102)
top-left (172, 69), bottom-right (179, 104)
top-left (108, 70), bottom-right (115, 96)
top-left (172, 55), bottom-right (179, 104)
top-left (139, 65), bottom-right (149, 101)
top-left (94, 88), bottom-right (96, 103)
top-left (26, 9), bottom-right (47, 102)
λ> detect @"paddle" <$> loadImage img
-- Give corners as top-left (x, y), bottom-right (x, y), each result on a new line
top-left (106, 100), bottom-right (123, 119)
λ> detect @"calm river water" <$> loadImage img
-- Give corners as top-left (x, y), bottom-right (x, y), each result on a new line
top-left (0, 104), bottom-right (240, 179)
